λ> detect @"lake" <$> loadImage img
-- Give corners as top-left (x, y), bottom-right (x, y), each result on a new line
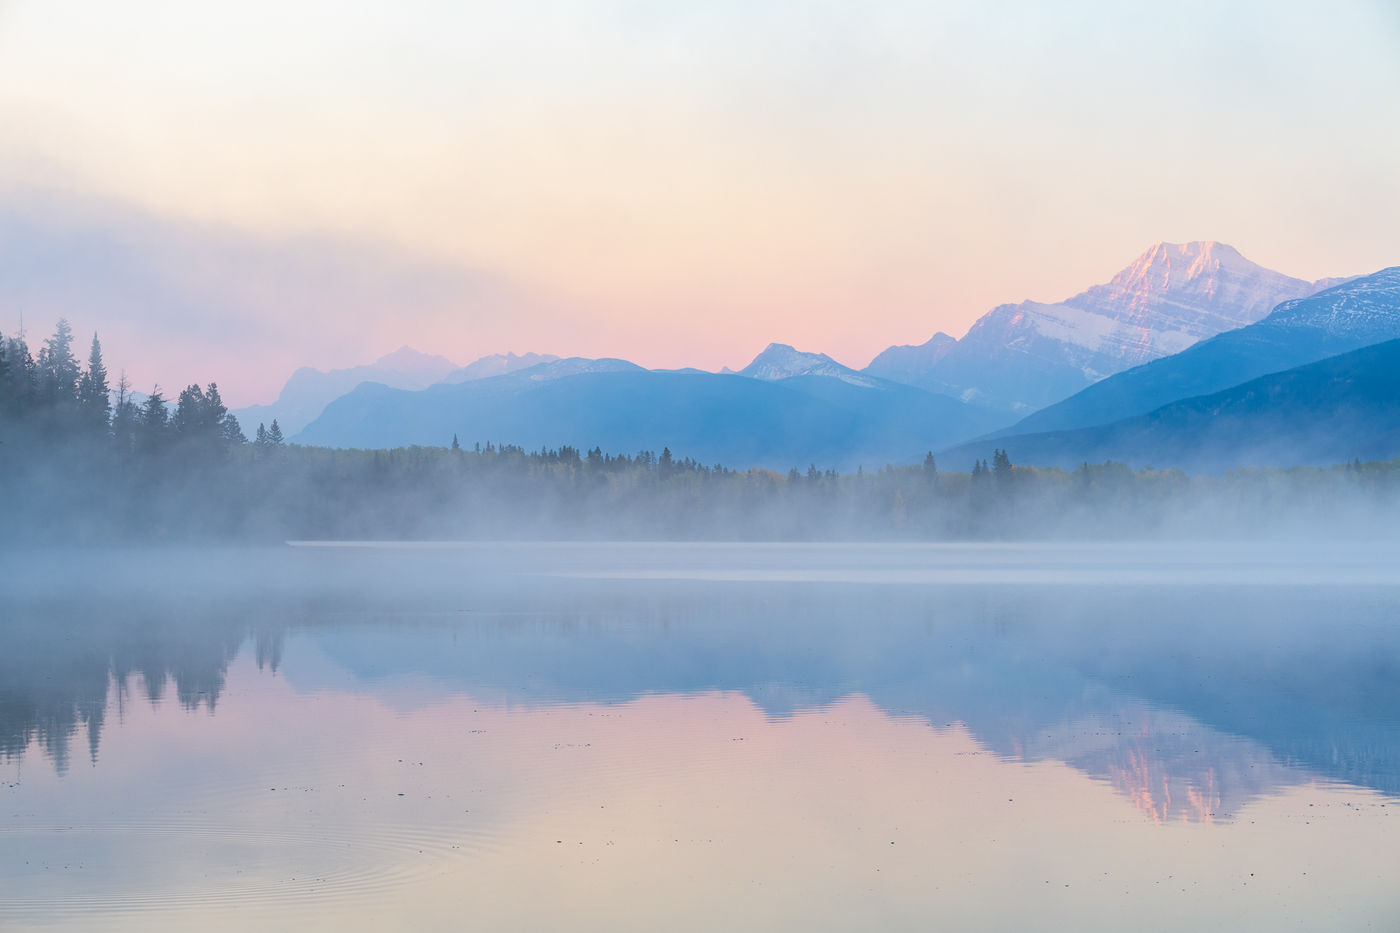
top-left (2, 542), bottom-right (1398, 930)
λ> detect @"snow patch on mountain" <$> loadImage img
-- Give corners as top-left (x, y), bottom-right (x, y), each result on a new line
top-left (1261, 267), bottom-right (1400, 341)
top-left (973, 241), bottom-right (1324, 380)
top-left (738, 343), bottom-right (877, 387)
top-left (868, 241), bottom-right (1344, 411)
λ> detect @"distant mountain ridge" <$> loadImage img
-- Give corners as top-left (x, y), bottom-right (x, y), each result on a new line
top-left (234, 346), bottom-right (459, 436)
top-left (1006, 267), bottom-right (1400, 436)
top-left (440, 352), bottom-right (560, 384)
top-left (250, 243), bottom-right (1386, 474)
top-left (738, 343), bottom-right (884, 388)
top-left (863, 333), bottom-right (956, 386)
top-left (865, 241), bottom-right (1340, 412)
top-left (294, 356), bottom-right (1005, 470)
top-left (942, 335), bottom-right (1400, 473)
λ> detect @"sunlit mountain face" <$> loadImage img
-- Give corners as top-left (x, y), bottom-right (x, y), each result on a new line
top-left (865, 241), bottom-right (1342, 413)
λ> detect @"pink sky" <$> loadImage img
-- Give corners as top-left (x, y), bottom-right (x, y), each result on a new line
top-left (1, 1), bottom-right (1398, 405)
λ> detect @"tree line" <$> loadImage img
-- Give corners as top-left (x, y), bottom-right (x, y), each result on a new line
top-left (4, 319), bottom-right (1400, 543)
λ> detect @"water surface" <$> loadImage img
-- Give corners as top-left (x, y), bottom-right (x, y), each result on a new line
top-left (3, 543), bottom-right (1398, 930)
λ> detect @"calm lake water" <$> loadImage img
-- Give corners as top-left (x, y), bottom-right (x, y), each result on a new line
top-left (2, 542), bottom-right (1399, 931)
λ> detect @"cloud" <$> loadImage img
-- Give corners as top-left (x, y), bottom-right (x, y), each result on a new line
top-left (0, 187), bottom-right (545, 404)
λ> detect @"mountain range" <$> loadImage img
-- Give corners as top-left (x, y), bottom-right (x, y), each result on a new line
top-left (944, 269), bottom-right (1400, 472)
top-left (234, 346), bottom-right (459, 436)
top-left (945, 335), bottom-right (1400, 474)
top-left (439, 351), bottom-right (560, 384)
top-left (241, 242), bottom-right (1399, 474)
top-left (295, 352), bottom-right (1004, 470)
top-left (863, 241), bottom-right (1341, 412)
top-left (1002, 267), bottom-right (1400, 436)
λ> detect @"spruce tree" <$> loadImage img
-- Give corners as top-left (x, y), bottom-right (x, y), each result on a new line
top-left (38, 318), bottom-right (80, 407)
top-left (75, 333), bottom-right (111, 431)
top-left (2, 335), bottom-right (35, 416)
top-left (268, 419), bottom-right (285, 445)
top-left (140, 386), bottom-right (169, 450)
top-left (255, 422), bottom-right (269, 446)
top-left (0, 331), bottom-right (11, 418)
top-left (220, 412), bottom-right (246, 446)
top-left (174, 384), bottom-right (208, 436)
top-left (992, 448), bottom-right (1013, 482)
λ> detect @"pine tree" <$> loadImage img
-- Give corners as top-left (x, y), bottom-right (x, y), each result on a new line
top-left (451, 433), bottom-right (460, 451)
top-left (140, 386), bottom-right (169, 449)
top-left (267, 419), bottom-right (285, 445)
top-left (174, 384), bottom-right (209, 436)
top-left (203, 383), bottom-right (227, 425)
top-left (75, 333), bottom-right (111, 430)
top-left (0, 331), bottom-right (12, 418)
top-left (221, 412), bottom-right (246, 445)
top-left (1, 335), bottom-right (36, 416)
top-left (255, 422), bottom-right (269, 446)
top-left (992, 448), bottom-right (1013, 483)
top-left (37, 318), bottom-right (80, 407)
top-left (199, 383), bottom-right (244, 446)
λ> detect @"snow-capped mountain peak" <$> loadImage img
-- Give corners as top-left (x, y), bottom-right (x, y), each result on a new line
top-left (737, 343), bottom-right (876, 386)
top-left (862, 241), bottom-right (1342, 412)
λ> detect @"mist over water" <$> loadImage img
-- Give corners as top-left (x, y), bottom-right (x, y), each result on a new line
top-left (3, 543), bottom-right (1398, 931)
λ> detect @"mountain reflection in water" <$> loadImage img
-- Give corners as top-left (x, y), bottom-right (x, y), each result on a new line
top-left (4, 544), bottom-right (1398, 821)
top-left (3, 544), bottom-right (1400, 931)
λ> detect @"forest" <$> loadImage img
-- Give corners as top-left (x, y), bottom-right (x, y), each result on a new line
top-left (4, 319), bottom-right (1399, 543)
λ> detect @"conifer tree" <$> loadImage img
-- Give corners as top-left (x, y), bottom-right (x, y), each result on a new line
top-left (0, 331), bottom-right (12, 418)
top-left (75, 333), bottom-right (111, 430)
top-left (37, 318), bottom-right (80, 407)
top-left (992, 449), bottom-right (1013, 484)
top-left (140, 386), bottom-right (169, 450)
top-left (451, 433), bottom-right (460, 451)
top-left (268, 419), bottom-right (285, 445)
top-left (2, 335), bottom-right (35, 415)
top-left (174, 384), bottom-right (209, 436)
top-left (255, 422), bottom-right (269, 446)
top-left (220, 411), bottom-right (246, 446)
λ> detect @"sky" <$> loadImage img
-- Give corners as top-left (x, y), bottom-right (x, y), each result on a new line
top-left (1, 0), bottom-right (1398, 405)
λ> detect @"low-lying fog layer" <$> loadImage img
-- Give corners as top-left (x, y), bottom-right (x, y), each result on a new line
top-left (2, 542), bottom-right (1398, 931)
